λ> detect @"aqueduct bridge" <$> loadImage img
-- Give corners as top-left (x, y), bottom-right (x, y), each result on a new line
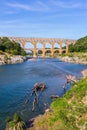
top-left (9, 37), bottom-right (76, 57)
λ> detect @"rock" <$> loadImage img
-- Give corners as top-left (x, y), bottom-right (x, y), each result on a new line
top-left (0, 54), bottom-right (26, 65)
top-left (81, 69), bottom-right (87, 78)
top-left (45, 108), bottom-right (50, 112)
top-left (58, 55), bottom-right (87, 64)
top-left (50, 95), bottom-right (60, 99)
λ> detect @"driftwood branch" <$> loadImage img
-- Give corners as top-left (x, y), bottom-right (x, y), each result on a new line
top-left (31, 82), bottom-right (46, 111)
top-left (32, 82), bottom-right (46, 93)
top-left (50, 95), bottom-right (60, 99)
top-left (63, 74), bottom-right (80, 93)
top-left (66, 75), bottom-right (79, 83)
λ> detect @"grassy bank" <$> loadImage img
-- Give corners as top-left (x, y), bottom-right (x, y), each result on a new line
top-left (28, 78), bottom-right (87, 130)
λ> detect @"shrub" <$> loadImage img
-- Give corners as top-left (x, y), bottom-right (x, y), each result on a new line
top-left (0, 37), bottom-right (26, 56)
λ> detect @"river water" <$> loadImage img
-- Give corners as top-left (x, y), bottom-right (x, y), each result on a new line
top-left (0, 58), bottom-right (87, 130)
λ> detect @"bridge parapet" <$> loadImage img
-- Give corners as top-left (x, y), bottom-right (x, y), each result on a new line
top-left (8, 37), bottom-right (76, 44)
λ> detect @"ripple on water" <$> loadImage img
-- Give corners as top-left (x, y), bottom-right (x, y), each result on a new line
top-left (0, 58), bottom-right (87, 129)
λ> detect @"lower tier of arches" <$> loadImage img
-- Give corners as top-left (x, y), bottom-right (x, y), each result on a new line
top-left (25, 48), bottom-right (68, 57)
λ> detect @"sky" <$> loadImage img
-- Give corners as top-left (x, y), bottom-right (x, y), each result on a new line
top-left (0, 0), bottom-right (87, 39)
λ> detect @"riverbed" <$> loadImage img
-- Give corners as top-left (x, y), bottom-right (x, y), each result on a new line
top-left (0, 58), bottom-right (87, 130)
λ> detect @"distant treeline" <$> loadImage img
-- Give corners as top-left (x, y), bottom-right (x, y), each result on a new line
top-left (0, 37), bottom-right (26, 56)
top-left (69, 36), bottom-right (87, 52)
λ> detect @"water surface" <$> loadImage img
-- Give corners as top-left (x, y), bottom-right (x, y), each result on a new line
top-left (0, 58), bottom-right (87, 129)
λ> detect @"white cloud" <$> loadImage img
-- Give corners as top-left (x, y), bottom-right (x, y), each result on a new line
top-left (6, 1), bottom-right (49, 12)
top-left (50, 0), bottom-right (81, 9)
top-left (6, 2), bottom-right (32, 10)
top-left (3, 0), bottom-right (87, 14)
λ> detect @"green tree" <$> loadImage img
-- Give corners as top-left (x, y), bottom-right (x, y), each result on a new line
top-left (0, 37), bottom-right (26, 56)
top-left (69, 36), bottom-right (87, 52)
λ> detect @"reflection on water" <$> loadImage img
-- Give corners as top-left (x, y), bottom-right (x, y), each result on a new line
top-left (0, 58), bottom-right (87, 129)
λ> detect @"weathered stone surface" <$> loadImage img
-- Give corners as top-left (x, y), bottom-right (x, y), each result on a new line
top-left (59, 56), bottom-right (87, 64)
top-left (0, 55), bottom-right (26, 65)
top-left (82, 69), bottom-right (87, 78)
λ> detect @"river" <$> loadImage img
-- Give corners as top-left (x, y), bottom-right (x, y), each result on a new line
top-left (0, 58), bottom-right (87, 130)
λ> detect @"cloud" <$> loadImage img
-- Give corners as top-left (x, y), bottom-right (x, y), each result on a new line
top-left (6, 2), bottom-right (32, 11)
top-left (3, 0), bottom-right (87, 14)
top-left (6, 1), bottom-right (49, 12)
top-left (50, 0), bottom-right (81, 9)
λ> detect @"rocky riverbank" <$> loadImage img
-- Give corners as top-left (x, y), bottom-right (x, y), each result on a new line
top-left (27, 77), bottom-right (87, 130)
top-left (58, 53), bottom-right (87, 64)
top-left (0, 54), bottom-right (27, 65)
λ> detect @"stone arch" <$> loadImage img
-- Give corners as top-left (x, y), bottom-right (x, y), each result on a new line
top-left (54, 50), bottom-right (59, 56)
top-left (54, 43), bottom-right (60, 49)
top-left (36, 42), bottom-right (43, 49)
top-left (62, 50), bottom-right (66, 54)
top-left (54, 50), bottom-right (59, 54)
top-left (45, 43), bottom-right (52, 49)
top-left (26, 50), bottom-right (33, 56)
top-left (37, 50), bottom-right (43, 57)
top-left (25, 42), bottom-right (34, 49)
top-left (45, 49), bottom-right (52, 56)
top-left (62, 42), bottom-right (66, 49)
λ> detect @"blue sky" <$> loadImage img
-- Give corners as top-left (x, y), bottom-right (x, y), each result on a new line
top-left (0, 0), bottom-right (87, 39)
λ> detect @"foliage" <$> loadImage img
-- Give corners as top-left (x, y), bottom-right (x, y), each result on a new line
top-left (14, 113), bottom-right (22, 123)
top-left (33, 78), bottom-right (87, 130)
top-left (69, 36), bottom-right (87, 52)
top-left (6, 116), bottom-right (12, 123)
top-left (6, 113), bottom-right (25, 130)
top-left (0, 37), bottom-right (26, 56)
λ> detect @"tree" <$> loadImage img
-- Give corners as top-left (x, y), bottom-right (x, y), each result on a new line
top-left (0, 37), bottom-right (26, 56)
top-left (69, 36), bottom-right (87, 52)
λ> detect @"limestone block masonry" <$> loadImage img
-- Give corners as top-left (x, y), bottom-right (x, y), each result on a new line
top-left (6, 37), bottom-right (77, 57)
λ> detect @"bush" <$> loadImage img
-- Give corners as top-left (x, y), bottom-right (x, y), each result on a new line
top-left (69, 36), bottom-right (87, 52)
top-left (0, 37), bottom-right (26, 56)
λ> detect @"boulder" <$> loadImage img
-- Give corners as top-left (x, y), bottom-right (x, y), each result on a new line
top-left (82, 69), bottom-right (87, 78)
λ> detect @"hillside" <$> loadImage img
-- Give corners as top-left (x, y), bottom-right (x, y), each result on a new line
top-left (69, 36), bottom-right (87, 52)
top-left (28, 78), bottom-right (87, 130)
top-left (0, 37), bottom-right (26, 56)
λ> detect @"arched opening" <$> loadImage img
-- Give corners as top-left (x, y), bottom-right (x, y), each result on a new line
top-left (62, 50), bottom-right (66, 54)
top-left (25, 42), bottom-right (34, 49)
top-left (62, 43), bottom-right (66, 49)
top-left (26, 50), bottom-right (33, 56)
top-left (36, 50), bottom-right (43, 57)
top-left (54, 43), bottom-right (60, 49)
top-left (54, 50), bottom-right (59, 56)
top-left (45, 50), bottom-right (51, 57)
top-left (45, 43), bottom-right (52, 49)
top-left (36, 42), bottom-right (43, 49)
